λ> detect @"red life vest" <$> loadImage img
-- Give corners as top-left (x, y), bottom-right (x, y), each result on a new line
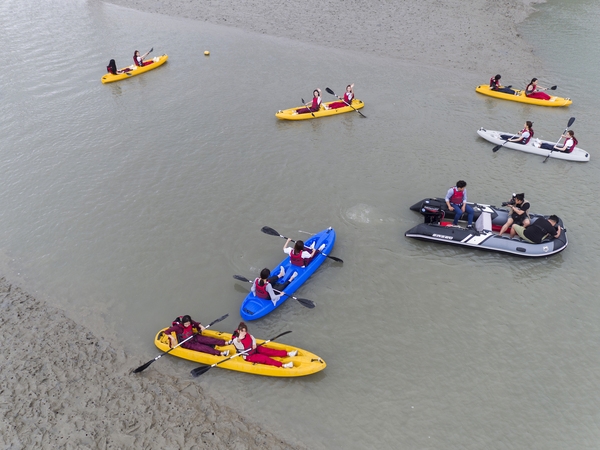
top-left (344, 92), bottom-right (353, 103)
top-left (235, 333), bottom-right (254, 354)
top-left (565, 137), bottom-right (577, 153)
top-left (254, 279), bottom-right (270, 299)
top-left (107, 65), bottom-right (116, 75)
top-left (180, 324), bottom-right (195, 340)
top-left (490, 77), bottom-right (499, 88)
top-left (521, 127), bottom-right (534, 144)
top-left (134, 56), bottom-right (143, 67)
top-left (449, 187), bottom-right (464, 205)
top-left (289, 249), bottom-right (305, 267)
top-left (311, 96), bottom-right (321, 110)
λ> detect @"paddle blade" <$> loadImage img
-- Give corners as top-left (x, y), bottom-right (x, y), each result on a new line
top-left (325, 87), bottom-right (335, 96)
top-left (207, 313), bottom-right (229, 327)
top-left (190, 365), bottom-right (211, 378)
top-left (233, 274), bottom-right (251, 283)
top-left (325, 255), bottom-right (344, 263)
top-left (550, 85), bottom-right (557, 90)
top-left (261, 226), bottom-right (281, 237)
top-left (492, 145), bottom-right (502, 152)
top-left (149, 47), bottom-right (154, 53)
top-left (301, 98), bottom-right (305, 104)
top-left (567, 117), bottom-right (576, 128)
top-left (296, 298), bottom-right (316, 308)
top-left (132, 360), bottom-right (154, 374)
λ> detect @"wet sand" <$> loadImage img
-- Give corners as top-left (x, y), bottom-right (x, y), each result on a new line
top-left (3, 0), bottom-right (547, 447)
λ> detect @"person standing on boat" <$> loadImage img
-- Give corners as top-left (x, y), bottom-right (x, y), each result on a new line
top-left (133, 49), bottom-right (152, 67)
top-left (504, 121), bottom-right (534, 145)
top-left (525, 78), bottom-right (552, 100)
top-left (498, 193), bottom-right (530, 237)
top-left (329, 84), bottom-right (355, 109)
top-left (231, 322), bottom-right (296, 368)
top-left (252, 267), bottom-right (298, 306)
top-left (283, 239), bottom-right (318, 267)
top-left (445, 180), bottom-right (474, 228)
top-left (537, 130), bottom-right (578, 153)
top-left (489, 75), bottom-right (516, 95)
top-left (512, 215), bottom-right (562, 244)
top-left (295, 89), bottom-right (324, 114)
top-left (160, 315), bottom-right (229, 356)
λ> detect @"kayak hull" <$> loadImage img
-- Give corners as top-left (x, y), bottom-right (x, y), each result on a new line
top-left (478, 127), bottom-right (590, 162)
top-left (101, 54), bottom-right (169, 84)
top-left (275, 99), bottom-right (364, 120)
top-left (475, 85), bottom-right (572, 107)
top-left (154, 329), bottom-right (326, 377)
top-left (240, 227), bottom-right (336, 320)
top-left (405, 198), bottom-right (568, 257)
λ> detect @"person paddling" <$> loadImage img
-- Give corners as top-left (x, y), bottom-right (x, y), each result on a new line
top-left (252, 267), bottom-right (298, 306)
top-left (502, 121), bottom-right (534, 145)
top-left (159, 315), bottom-right (229, 356)
top-left (133, 49), bottom-right (152, 67)
top-left (525, 78), bottom-right (551, 100)
top-left (489, 75), bottom-right (516, 95)
top-left (537, 130), bottom-right (578, 153)
top-left (231, 322), bottom-right (296, 368)
top-left (283, 239), bottom-right (320, 268)
top-left (328, 84), bottom-right (355, 109)
top-left (294, 89), bottom-right (324, 114)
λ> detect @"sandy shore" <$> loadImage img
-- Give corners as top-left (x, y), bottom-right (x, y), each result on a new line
top-left (0, 278), bottom-right (303, 449)
top-left (102, 0), bottom-right (545, 74)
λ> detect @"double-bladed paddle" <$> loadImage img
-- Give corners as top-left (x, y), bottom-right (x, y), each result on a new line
top-left (301, 98), bottom-right (316, 117)
top-left (492, 132), bottom-right (520, 152)
top-left (260, 226), bottom-right (343, 263)
top-left (325, 87), bottom-right (366, 118)
top-left (233, 274), bottom-right (316, 308)
top-left (543, 116), bottom-right (576, 163)
top-left (132, 313), bottom-right (229, 373)
top-left (190, 330), bottom-right (292, 377)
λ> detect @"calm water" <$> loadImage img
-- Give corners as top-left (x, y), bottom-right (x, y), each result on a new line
top-left (1, 0), bottom-right (600, 448)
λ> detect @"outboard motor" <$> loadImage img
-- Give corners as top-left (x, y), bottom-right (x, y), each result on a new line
top-left (420, 200), bottom-right (445, 224)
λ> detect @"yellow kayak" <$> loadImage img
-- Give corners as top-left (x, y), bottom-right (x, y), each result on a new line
top-left (101, 54), bottom-right (169, 84)
top-left (276, 99), bottom-right (365, 120)
top-left (475, 85), bottom-right (572, 107)
top-left (154, 328), bottom-right (326, 377)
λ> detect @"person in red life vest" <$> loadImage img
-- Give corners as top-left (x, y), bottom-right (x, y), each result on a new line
top-left (498, 193), bottom-right (531, 238)
top-left (502, 121), bottom-right (534, 145)
top-left (133, 49), bottom-right (153, 67)
top-left (251, 267), bottom-right (298, 305)
top-left (537, 130), bottom-right (578, 153)
top-left (444, 180), bottom-right (475, 228)
top-left (328, 84), bottom-right (355, 109)
top-left (489, 75), bottom-right (516, 95)
top-left (525, 78), bottom-right (552, 100)
top-left (231, 322), bottom-right (296, 368)
top-left (283, 239), bottom-right (322, 268)
top-left (159, 315), bottom-right (229, 356)
top-left (106, 59), bottom-right (125, 75)
top-left (294, 89), bottom-right (324, 114)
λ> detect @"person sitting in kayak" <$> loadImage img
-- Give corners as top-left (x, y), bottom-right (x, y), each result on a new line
top-left (525, 78), bottom-right (551, 100)
top-left (133, 49), bottom-right (153, 67)
top-left (498, 193), bottom-right (531, 238)
top-left (294, 89), bottom-right (324, 114)
top-left (445, 180), bottom-right (474, 228)
top-left (511, 215), bottom-right (562, 244)
top-left (159, 315), bottom-right (229, 357)
top-left (502, 121), bottom-right (534, 145)
top-left (231, 322), bottom-right (296, 368)
top-left (489, 74), bottom-right (516, 95)
top-left (328, 84), bottom-right (355, 109)
top-left (283, 239), bottom-right (319, 267)
top-left (536, 130), bottom-right (578, 153)
top-left (106, 59), bottom-right (130, 75)
top-left (251, 267), bottom-right (298, 305)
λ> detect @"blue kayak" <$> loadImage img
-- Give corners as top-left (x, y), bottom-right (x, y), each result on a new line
top-left (240, 227), bottom-right (336, 320)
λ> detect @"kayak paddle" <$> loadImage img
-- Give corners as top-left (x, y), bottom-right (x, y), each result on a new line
top-left (132, 313), bottom-right (229, 373)
top-left (301, 98), bottom-right (316, 118)
top-left (543, 116), bottom-right (575, 163)
top-left (233, 274), bottom-right (316, 308)
top-left (190, 330), bottom-right (292, 377)
top-left (493, 132), bottom-right (520, 152)
top-left (261, 226), bottom-right (343, 263)
top-left (325, 87), bottom-right (366, 118)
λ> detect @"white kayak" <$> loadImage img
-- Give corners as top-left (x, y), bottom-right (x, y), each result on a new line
top-left (477, 127), bottom-right (590, 162)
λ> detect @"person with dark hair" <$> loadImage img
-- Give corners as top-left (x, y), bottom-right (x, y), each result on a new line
top-left (231, 322), bottom-right (296, 368)
top-left (283, 239), bottom-right (320, 267)
top-left (536, 130), bottom-right (578, 153)
top-left (444, 180), bottom-right (474, 228)
top-left (498, 193), bottom-right (531, 237)
top-left (133, 49), bottom-right (152, 67)
top-left (159, 315), bottom-right (229, 356)
top-left (328, 84), bottom-right (355, 109)
top-left (525, 78), bottom-right (552, 100)
top-left (512, 215), bottom-right (562, 244)
top-left (503, 121), bottom-right (534, 145)
top-left (489, 74), bottom-right (516, 94)
top-left (251, 267), bottom-right (298, 305)
top-left (294, 89), bottom-right (324, 114)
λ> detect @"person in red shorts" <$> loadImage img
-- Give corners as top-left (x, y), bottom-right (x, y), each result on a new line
top-left (231, 322), bottom-right (296, 368)
top-left (328, 84), bottom-right (355, 109)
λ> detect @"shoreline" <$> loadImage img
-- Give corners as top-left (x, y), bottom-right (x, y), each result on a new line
top-left (0, 278), bottom-right (304, 449)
